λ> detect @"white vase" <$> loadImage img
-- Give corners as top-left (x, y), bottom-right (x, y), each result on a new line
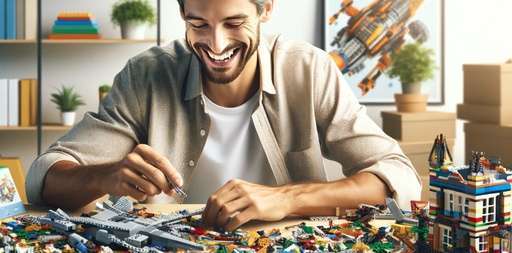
top-left (120, 21), bottom-right (148, 40)
top-left (61, 112), bottom-right (76, 126)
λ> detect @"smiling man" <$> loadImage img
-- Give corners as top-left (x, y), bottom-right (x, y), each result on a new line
top-left (26, 0), bottom-right (421, 231)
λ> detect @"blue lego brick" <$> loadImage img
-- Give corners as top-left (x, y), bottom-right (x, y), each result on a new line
top-left (430, 178), bottom-right (511, 195)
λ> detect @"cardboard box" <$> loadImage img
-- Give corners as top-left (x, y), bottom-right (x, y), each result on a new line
top-left (399, 139), bottom-right (455, 176)
top-left (463, 64), bottom-right (512, 106)
top-left (457, 103), bottom-right (512, 125)
top-left (382, 111), bottom-right (456, 142)
top-left (464, 122), bottom-right (512, 166)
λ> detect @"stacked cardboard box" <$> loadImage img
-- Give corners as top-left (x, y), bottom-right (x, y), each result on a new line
top-left (382, 111), bottom-right (456, 200)
top-left (458, 63), bottom-right (512, 166)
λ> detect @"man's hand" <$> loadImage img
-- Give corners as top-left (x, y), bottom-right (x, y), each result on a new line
top-left (202, 179), bottom-right (293, 231)
top-left (97, 144), bottom-right (183, 201)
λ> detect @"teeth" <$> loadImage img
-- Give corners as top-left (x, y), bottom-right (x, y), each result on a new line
top-left (206, 48), bottom-right (236, 61)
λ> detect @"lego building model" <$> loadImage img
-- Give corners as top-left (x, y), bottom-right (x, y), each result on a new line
top-left (428, 134), bottom-right (512, 252)
top-left (328, 0), bottom-right (428, 94)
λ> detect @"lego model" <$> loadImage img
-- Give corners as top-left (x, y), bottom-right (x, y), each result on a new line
top-left (328, 0), bottom-right (428, 94)
top-left (36, 196), bottom-right (205, 252)
top-left (428, 134), bottom-right (512, 252)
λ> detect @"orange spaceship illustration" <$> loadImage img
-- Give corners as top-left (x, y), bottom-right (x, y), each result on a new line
top-left (328, 0), bottom-right (429, 95)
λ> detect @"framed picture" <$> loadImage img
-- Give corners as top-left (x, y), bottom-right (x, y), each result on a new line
top-left (323, 0), bottom-right (445, 105)
top-left (0, 165), bottom-right (26, 219)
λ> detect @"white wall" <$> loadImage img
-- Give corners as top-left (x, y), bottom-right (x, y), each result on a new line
top-left (2, 0), bottom-right (512, 176)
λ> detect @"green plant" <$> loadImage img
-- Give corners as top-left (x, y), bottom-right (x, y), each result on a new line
top-left (50, 86), bottom-right (85, 112)
top-left (388, 42), bottom-right (435, 85)
top-left (111, 0), bottom-right (155, 26)
top-left (99, 84), bottom-right (112, 93)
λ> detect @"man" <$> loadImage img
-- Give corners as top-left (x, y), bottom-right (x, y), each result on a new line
top-left (26, 0), bottom-right (421, 231)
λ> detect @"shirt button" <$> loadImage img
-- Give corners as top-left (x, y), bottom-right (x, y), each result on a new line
top-left (189, 160), bottom-right (195, 167)
top-left (200, 129), bottom-right (206, 136)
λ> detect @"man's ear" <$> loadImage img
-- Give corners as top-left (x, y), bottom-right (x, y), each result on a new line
top-left (259, 0), bottom-right (274, 23)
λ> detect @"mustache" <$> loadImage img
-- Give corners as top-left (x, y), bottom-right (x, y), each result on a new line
top-left (193, 42), bottom-right (245, 55)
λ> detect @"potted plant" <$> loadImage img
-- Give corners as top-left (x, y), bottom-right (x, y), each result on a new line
top-left (388, 42), bottom-right (435, 112)
top-left (99, 84), bottom-right (112, 102)
top-left (50, 86), bottom-right (85, 126)
top-left (111, 0), bottom-right (155, 40)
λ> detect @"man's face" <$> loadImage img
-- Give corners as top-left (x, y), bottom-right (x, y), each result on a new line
top-left (182, 0), bottom-right (263, 84)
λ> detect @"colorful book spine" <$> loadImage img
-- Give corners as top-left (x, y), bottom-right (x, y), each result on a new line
top-left (48, 34), bottom-right (101, 39)
top-left (29, 79), bottom-right (37, 126)
top-left (24, 0), bottom-right (36, 40)
top-left (7, 79), bottom-right (19, 126)
top-left (5, 0), bottom-right (16, 39)
top-left (19, 79), bottom-right (31, 127)
top-left (16, 0), bottom-right (25, 40)
top-left (54, 20), bottom-right (97, 26)
top-left (0, 79), bottom-right (8, 126)
top-left (52, 27), bottom-right (99, 34)
top-left (0, 0), bottom-right (5, 39)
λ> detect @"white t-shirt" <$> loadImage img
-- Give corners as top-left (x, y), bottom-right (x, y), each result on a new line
top-left (184, 94), bottom-right (275, 204)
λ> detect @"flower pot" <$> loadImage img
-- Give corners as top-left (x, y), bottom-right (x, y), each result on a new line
top-left (394, 94), bottom-right (428, 112)
top-left (402, 82), bottom-right (423, 94)
top-left (120, 21), bottom-right (148, 40)
top-left (61, 111), bottom-right (76, 126)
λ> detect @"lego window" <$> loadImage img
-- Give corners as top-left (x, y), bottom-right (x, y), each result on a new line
top-left (477, 236), bottom-right (488, 252)
top-left (502, 239), bottom-right (509, 251)
top-left (482, 196), bottom-right (497, 224)
top-left (441, 227), bottom-right (452, 250)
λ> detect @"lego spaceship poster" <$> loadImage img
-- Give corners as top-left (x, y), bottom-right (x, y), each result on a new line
top-left (324, 0), bottom-right (444, 104)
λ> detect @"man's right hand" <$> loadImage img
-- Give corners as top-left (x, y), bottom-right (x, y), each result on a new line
top-left (97, 144), bottom-right (183, 201)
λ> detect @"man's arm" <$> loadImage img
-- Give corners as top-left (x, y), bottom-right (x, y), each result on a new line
top-left (41, 144), bottom-right (184, 211)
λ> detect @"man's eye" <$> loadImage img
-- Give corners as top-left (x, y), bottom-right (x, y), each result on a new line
top-left (225, 22), bottom-right (244, 28)
top-left (190, 23), bottom-right (208, 29)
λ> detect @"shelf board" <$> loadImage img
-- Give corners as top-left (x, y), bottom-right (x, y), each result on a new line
top-left (0, 39), bottom-right (161, 45)
top-left (0, 124), bottom-right (71, 131)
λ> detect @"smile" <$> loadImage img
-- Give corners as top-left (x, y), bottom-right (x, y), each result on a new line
top-left (201, 46), bottom-right (242, 67)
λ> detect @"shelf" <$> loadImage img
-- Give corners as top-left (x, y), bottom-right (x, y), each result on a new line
top-left (0, 39), bottom-right (161, 45)
top-left (0, 124), bottom-right (71, 131)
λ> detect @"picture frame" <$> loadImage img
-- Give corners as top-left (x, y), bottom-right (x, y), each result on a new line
top-left (323, 0), bottom-right (445, 105)
top-left (0, 164), bottom-right (26, 219)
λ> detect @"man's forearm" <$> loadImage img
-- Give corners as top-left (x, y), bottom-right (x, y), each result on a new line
top-left (284, 172), bottom-right (391, 217)
top-left (42, 160), bottom-right (109, 210)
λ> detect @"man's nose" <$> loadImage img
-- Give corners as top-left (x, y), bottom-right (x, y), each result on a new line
top-left (209, 27), bottom-right (229, 54)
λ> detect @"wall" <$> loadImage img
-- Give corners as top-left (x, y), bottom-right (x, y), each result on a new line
top-left (2, 0), bottom-right (512, 178)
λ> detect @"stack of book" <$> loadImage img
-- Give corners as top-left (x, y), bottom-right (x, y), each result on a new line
top-left (457, 63), bottom-right (512, 166)
top-left (48, 12), bottom-right (100, 40)
top-left (0, 0), bottom-right (37, 40)
top-left (0, 79), bottom-right (38, 127)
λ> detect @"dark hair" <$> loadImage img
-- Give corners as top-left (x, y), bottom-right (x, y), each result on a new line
top-left (176, 0), bottom-right (266, 15)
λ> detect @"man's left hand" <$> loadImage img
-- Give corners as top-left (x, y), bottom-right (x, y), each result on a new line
top-left (202, 179), bottom-right (293, 231)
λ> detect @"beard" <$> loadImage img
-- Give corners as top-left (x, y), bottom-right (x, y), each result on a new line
top-left (186, 26), bottom-right (260, 85)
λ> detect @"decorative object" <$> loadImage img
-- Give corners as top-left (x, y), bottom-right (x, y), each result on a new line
top-left (111, 0), bottom-right (155, 40)
top-left (0, 164), bottom-right (25, 219)
top-left (50, 86), bottom-right (85, 126)
top-left (388, 42), bottom-right (435, 112)
top-left (99, 84), bottom-right (112, 102)
top-left (324, 0), bottom-right (445, 104)
top-left (48, 12), bottom-right (100, 40)
top-left (0, 157), bottom-right (27, 204)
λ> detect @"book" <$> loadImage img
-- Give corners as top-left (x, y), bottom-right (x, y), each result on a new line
top-left (7, 79), bottom-right (19, 126)
top-left (47, 34), bottom-right (101, 40)
top-left (0, 165), bottom-right (26, 218)
top-left (18, 79), bottom-right (31, 127)
top-left (5, 0), bottom-right (16, 39)
top-left (29, 79), bottom-right (37, 125)
top-left (52, 27), bottom-right (99, 34)
top-left (54, 20), bottom-right (97, 26)
top-left (24, 0), bottom-right (36, 40)
top-left (0, 79), bottom-right (8, 126)
top-left (0, 0), bottom-right (5, 39)
top-left (16, 0), bottom-right (24, 39)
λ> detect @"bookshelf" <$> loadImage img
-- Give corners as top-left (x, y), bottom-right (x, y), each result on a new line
top-left (0, 39), bottom-right (162, 44)
top-left (0, 0), bottom-right (162, 164)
